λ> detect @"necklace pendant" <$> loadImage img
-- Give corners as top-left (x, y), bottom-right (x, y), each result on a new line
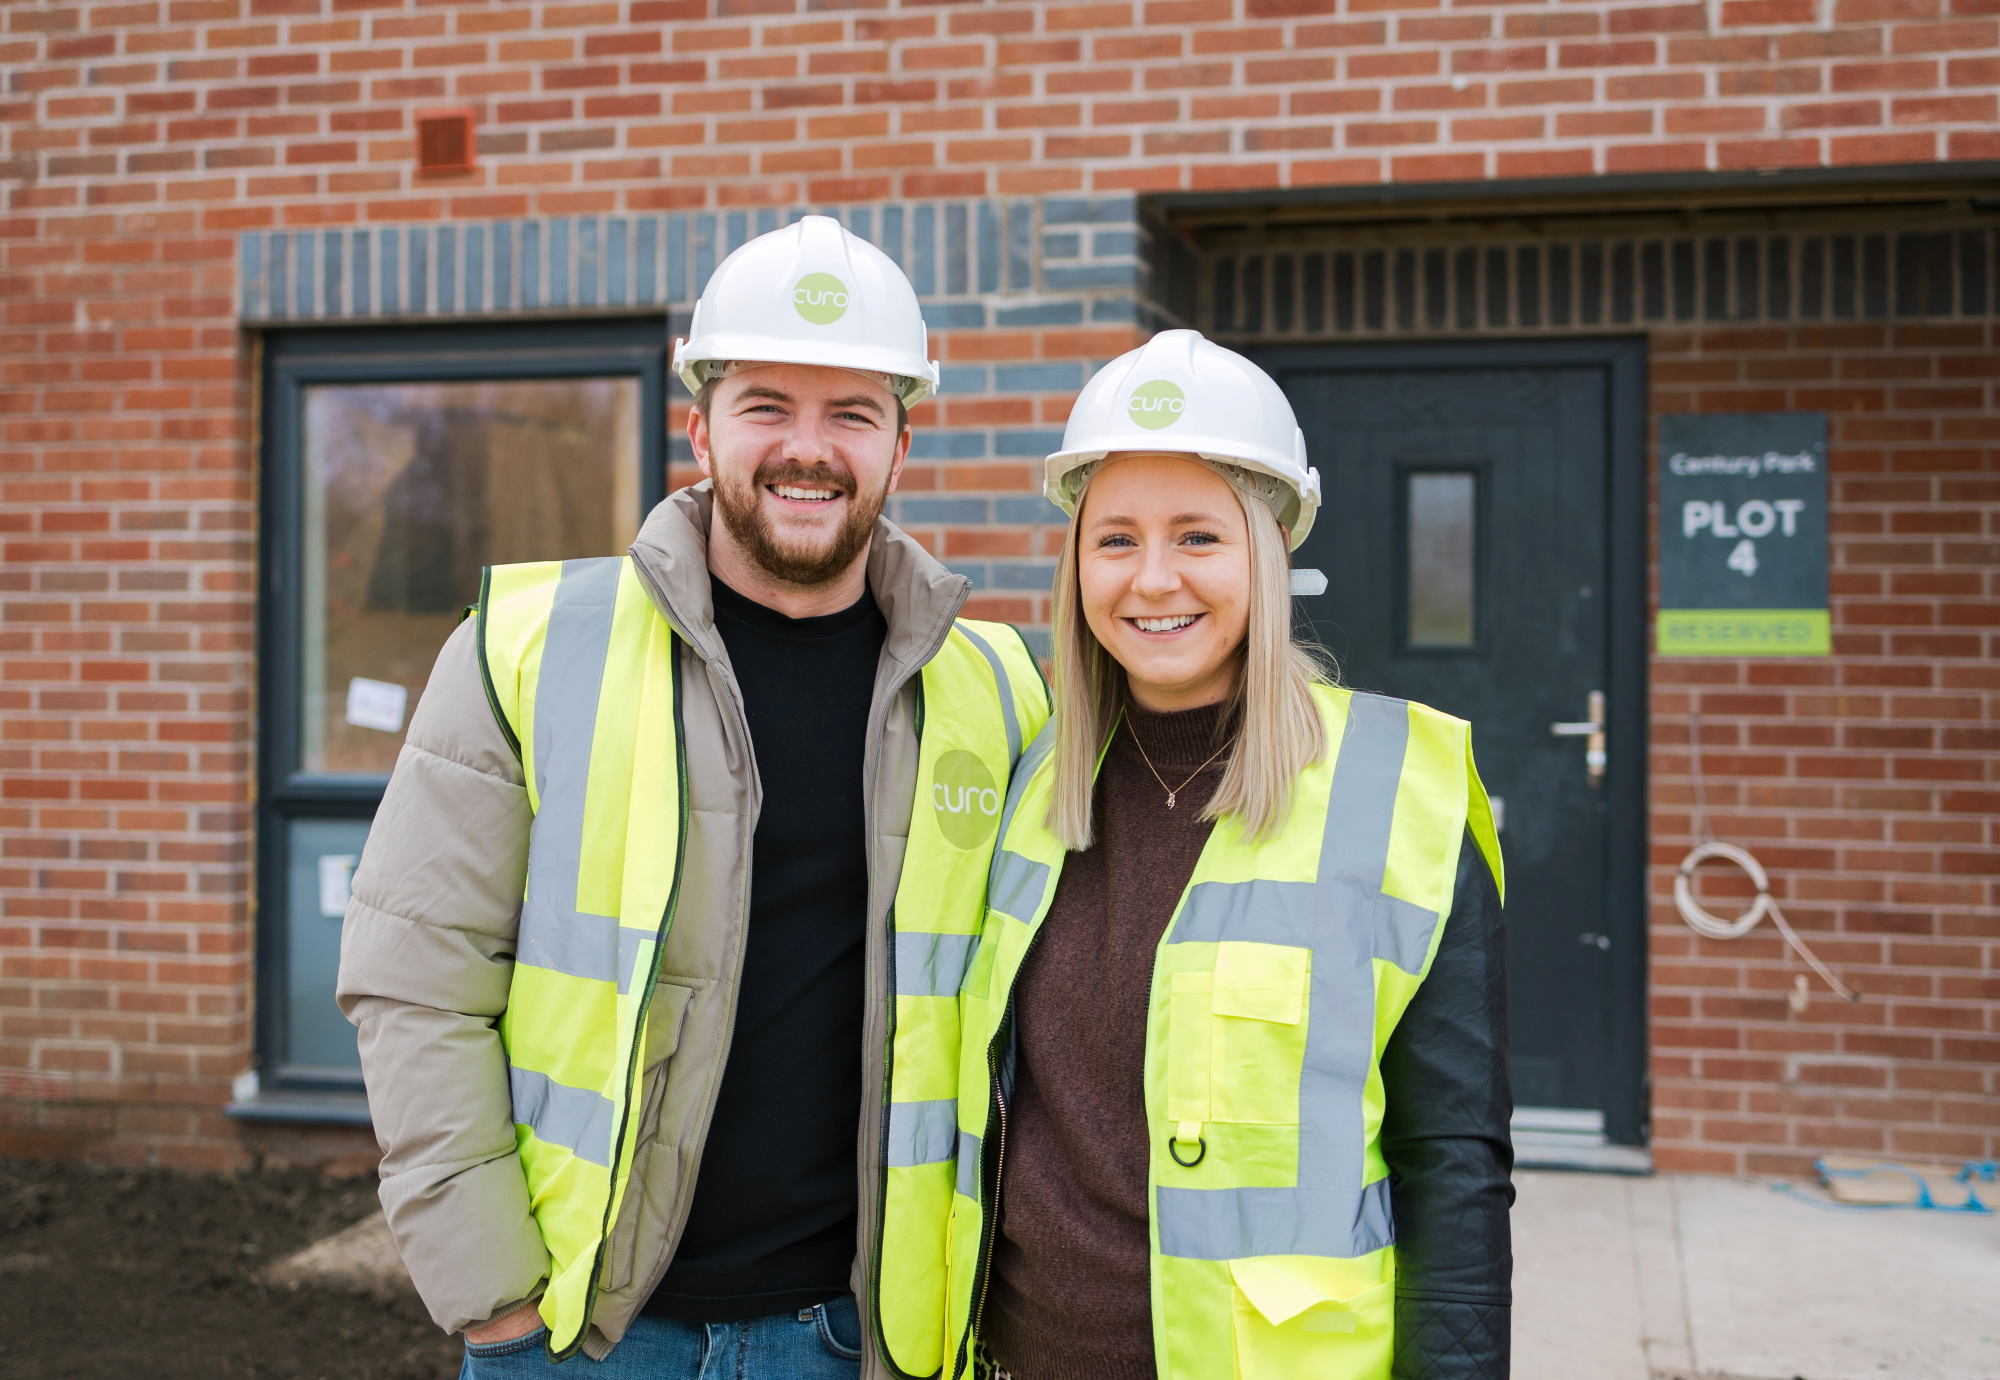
top-left (1166, 793), bottom-right (1177, 809)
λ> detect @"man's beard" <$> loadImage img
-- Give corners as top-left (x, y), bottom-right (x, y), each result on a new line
top-left (712, 457), bottom-right (888, 587)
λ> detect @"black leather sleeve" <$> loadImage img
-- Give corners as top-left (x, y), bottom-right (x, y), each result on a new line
top-left (1380, 827), bottom-right (1513, 1380)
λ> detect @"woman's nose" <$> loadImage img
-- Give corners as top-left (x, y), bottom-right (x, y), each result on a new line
top-left (1131, 545), bottom-right (1180, 596)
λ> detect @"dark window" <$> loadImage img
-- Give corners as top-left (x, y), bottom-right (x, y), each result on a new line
top-left (256, 320), bottom-right (668, 1094)
top-left (1395, 461), bottom-right (1488, 655)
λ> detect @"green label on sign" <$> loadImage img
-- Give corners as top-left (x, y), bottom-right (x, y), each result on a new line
top-left (1657, 609), bottom-right (1831, 656)
top-left (1127, 379), bottom-right (1186, 430)
top-left (931, 749), bottom-right (1001, 849)
top-left (792, 272), bottom-right (850, 325)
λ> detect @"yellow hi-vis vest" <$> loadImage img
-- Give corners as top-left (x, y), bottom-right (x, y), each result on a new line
top-left (477, 555), bottom-right (1050, 1365)
top-left (946, 686), bottom-right (1501, 1380)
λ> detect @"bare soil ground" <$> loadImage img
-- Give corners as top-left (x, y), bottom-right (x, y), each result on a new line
top-left (0, 1156), bottom-right (462, 1380)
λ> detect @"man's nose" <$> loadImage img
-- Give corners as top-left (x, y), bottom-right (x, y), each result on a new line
top-left (784, 415), bottom-right (840, 467)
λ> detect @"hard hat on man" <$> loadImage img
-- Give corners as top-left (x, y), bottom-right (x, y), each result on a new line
top-left (673, 215), bottom-right (941, 408)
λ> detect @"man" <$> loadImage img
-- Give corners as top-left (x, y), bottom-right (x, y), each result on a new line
top-left (338, 216), bottom-right (1048, 1378)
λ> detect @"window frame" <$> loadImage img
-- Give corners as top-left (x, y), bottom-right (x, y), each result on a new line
top-left (255, 319), bottom-right (669, 1097)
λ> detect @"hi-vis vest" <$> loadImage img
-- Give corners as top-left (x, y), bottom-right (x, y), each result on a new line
top-left (477, 556), bottom-right (1049, 1365)
top-left (947, 686), bottom-right (1501, 1380)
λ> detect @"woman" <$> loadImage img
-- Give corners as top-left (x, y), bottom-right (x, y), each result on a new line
top-left (945, 331), bottom-right (1512, 1380)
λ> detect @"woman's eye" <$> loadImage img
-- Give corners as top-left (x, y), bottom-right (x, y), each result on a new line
top-left (1096, 534), bottom-right (1136, 549)
top-left (1181, 531), bottom-right (1220, 546)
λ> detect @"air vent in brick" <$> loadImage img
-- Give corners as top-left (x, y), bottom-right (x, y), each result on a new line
top-left (414, 109), bottom-right (475, 178)
top-left (1206, 230), bottom-right (2000, 338)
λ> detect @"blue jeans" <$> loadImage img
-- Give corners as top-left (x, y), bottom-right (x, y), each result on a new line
top-left (458, 1297), bottom-right (864, 1380)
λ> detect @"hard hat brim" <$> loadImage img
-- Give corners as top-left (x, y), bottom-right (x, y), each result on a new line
top-left (1045, 445), bottom-right (1320, 552)
top-left (675, 336), bottom-right (938, 407)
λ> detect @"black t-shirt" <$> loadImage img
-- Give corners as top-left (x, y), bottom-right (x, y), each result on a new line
top-left (643, 574), bottom-right (887, 1322)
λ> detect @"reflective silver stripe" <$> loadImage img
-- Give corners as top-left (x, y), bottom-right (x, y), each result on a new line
top-left (1158, 692), bottom-right (1413, 1261)
top-left (956, 624), bottom-right (1021, 766)
top-left (1155, 1178), bottom-right (1394, 1261)
top-left (996, 717), bottom-right (1055, 851)
top-left (956, 1130), bottom-right (982, 1199)
top-left (510, 1064), bottom-right (617, 1168)
top-left (886, 1098), bottom-right (959, 1167)
top-left (516, 558), bottom-right (640, 991)
top-left (986, 718), bottom-right (1058, 922)
top-left (988, 850), bottom-right (1049, 925)
top-left (895, 930), bottom-right (980, 997)
top-left (1375, 893), bottom-right (1442, 977)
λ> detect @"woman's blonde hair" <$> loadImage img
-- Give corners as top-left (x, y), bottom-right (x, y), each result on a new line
top-left (1045, 456), bottom-right (1332, 852)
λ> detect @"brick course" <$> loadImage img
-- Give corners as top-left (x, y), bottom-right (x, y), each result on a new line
top-left (3, 0), bottom-right (1997, 1169)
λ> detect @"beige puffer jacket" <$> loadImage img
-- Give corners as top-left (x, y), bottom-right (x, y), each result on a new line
top-left (337, 482), bottom-right (973, 1371)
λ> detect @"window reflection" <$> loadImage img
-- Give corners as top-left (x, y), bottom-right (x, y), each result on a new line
top-left (300, 379), bottom-right (641, 775)
top-left (1407, 470), bottom-right (1477, 647)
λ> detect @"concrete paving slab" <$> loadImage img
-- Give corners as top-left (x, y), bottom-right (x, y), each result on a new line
top-left (1673, 1174), bottom-right (2000, 1380)
top-left (1514, 1170), bottom-right (2000, 1380)
top-left (1514, 1170), bottom-right (1659, 1380)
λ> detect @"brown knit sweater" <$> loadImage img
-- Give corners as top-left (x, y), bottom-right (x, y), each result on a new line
top-left (983, 698), bottom-right (1232, 1380)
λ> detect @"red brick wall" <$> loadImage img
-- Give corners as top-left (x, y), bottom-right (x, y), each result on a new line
top-left (2, 0), bottom-right (1997, 1169)
top-left (1648, 319), bottom-right (1998, 1176)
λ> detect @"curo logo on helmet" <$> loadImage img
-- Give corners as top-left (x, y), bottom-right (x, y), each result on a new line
top-left (1127, 379), bottom-right (1186, 430)
top-left (931, 749), bottom-right (1001, 849)
top-left (792, 272), bottom-right (851, 325)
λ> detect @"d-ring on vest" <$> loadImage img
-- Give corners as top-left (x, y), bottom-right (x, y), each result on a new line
top-left (946, 686), bottom-right (1503, 1380)
top-left (477, 556), bottom-right (1050, 1366)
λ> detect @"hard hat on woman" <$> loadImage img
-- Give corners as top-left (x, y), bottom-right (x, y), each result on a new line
top-left (672, 214), bottom-right (941, 407)
top-left (1044, 328), bottom-right (1322, 549)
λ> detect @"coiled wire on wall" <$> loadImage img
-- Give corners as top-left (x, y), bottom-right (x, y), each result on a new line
top-left (1678, 710), bottom-right (1860, 1011)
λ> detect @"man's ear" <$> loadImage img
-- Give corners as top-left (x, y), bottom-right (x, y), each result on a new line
top-left (885, 417), bottom-right (912, 495)
top-left (689, 404), bottom-right (713, 479)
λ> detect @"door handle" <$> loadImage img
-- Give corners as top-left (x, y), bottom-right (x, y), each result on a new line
top-left (1550, 690), bottom-right (1606, 788)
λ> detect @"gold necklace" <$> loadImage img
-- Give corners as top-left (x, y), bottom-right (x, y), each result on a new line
top-left (1125, 719), bottom-right (1235, 810)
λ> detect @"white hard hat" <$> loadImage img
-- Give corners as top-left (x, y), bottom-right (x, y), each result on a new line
top-left (673, 215), bottom-right (941, 407)
top-left (1046, 330), bottom-right (1321, 551)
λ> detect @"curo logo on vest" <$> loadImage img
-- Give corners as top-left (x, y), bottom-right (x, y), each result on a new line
top-left (792, 272), bottom-right (851, 325)
top-left (931, 749), bottom-right (1002, 849)
top-left (1127, 379), bottom-right (1187, 430)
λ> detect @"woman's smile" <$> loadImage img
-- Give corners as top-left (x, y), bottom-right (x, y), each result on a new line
top-left (1126, 613), bottom-right (1205, 636)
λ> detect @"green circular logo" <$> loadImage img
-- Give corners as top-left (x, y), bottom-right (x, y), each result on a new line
top-left (792, 272), bottom-right (851, 325)
top-left (1127, 379), bottom-right (1186, 430)
top-left (931, 749), bottom-right (1002, 850)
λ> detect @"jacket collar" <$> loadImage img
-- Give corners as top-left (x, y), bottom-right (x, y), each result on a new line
top-left (626, 480), bottom-right (971, 673)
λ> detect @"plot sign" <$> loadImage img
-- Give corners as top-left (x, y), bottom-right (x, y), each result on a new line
top-left (1656, 413), bottom-right (1829, 656)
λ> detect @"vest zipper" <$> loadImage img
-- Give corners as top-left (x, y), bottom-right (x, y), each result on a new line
top-left (866, 679), bottom-right (927, 1379)
top-left (951, 928), bottom-right (1040, 1380)
top-left (560, 638), bottom-right (690, 1360)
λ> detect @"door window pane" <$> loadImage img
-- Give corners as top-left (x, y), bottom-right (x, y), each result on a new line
top-left (1407, 471), bottom-right (1477, 647)
top-left (300, 379), bottom-right (642, 775)
top-left (285, 816), bottom-right (373, 1071)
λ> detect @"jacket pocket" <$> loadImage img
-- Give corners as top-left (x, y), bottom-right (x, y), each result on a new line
top-left (1228, 1259), bottom-right (1392, 1379)
top-left (603, 981), bottom-right (697, 1294)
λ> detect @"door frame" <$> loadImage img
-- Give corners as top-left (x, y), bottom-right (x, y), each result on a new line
top-left (253, 318), bottom-right (670, 1099)
top-left (1249, 336), bottom-right (1651, 1147)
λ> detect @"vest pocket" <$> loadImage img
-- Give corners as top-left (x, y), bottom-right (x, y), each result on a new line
top-left (1227, 1260), bottom-right (1393, 1379)
top-left (1205, 942), bottom-right (1312, 1129)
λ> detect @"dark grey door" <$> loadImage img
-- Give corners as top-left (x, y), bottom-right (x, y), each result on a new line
top-left (1255, 339), bottom-right (1649, 1145)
